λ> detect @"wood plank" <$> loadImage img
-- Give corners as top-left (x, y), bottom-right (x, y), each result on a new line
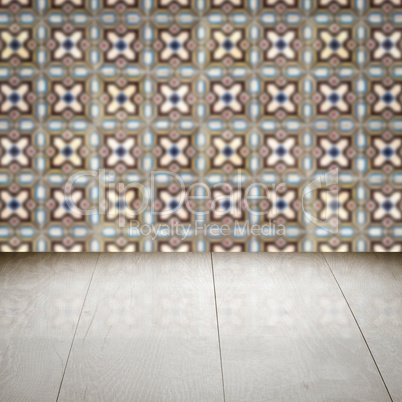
top-left (212, 253), bottom-right (391, 402)
top-left (58, 253), bottom-right (223, 402)
top-left (0, 253), bottom-right (98, 402)
top-left (325, 253), bottom-right (402, 401)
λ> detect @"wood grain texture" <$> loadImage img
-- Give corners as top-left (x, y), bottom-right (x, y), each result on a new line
top-left (58, 253), bottom-right (224, 402)
top-left (212, 252), bottom-right (391, 402)
top-left (325, 253), bottom-right (402, 402)
top-left (0, 253), bottom-right (98, 402)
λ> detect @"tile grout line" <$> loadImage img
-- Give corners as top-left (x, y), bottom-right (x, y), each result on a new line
top-left (55, 253), bottom-right (101, 402)
top-left (210, 252), bottom-right (226, 402)
top-left (321, 253), bottom-right (394, 402)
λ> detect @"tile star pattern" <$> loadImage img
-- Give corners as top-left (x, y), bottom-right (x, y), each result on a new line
top-left (0, 0), bottom-right (402, 252)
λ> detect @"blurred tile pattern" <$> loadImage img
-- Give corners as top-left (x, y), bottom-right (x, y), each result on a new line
top-left (0, 0), bottom-right (401, 251)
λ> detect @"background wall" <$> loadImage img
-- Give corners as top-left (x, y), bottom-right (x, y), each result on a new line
top-left (0, 0), bottom-right (401, 251)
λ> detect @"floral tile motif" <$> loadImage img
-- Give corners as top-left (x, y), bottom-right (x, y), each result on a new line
top-left (0, 0), bottom-right (401, 251)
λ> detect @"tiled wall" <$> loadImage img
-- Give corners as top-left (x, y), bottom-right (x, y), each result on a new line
top-left (0, 0), bottom-right (401, 251)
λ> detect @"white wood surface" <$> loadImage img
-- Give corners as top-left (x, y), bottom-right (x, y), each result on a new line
top-left (0, 252), bottom-right (400, 402)
top-left (325, 253), bottom-right (402, 402)
top-left (0, 253), bottom-right (98, 402)
top-left (212, 253), bottom-right (391, 402)
top-left (58, 253), bottom-right (224, 402)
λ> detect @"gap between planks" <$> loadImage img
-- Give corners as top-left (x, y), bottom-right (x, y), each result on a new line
top-left (210, 252), bottom-right (226, 402)
top-left (322, 253), bottom-right (393, 402)
top-left (55, 253), bottom-right (100, 402)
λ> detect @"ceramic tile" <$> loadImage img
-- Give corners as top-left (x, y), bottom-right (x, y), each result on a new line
top-left (0, 0), bottom-right (401, 251)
